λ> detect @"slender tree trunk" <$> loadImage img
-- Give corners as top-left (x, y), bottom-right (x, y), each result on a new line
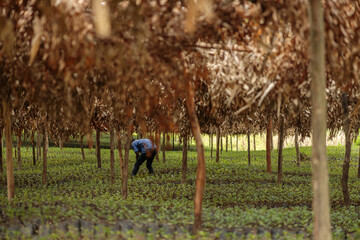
top-left (32, 140), bottom-right (36, 166)
top-left (236, 135), bottom-right (238, 151)
top-left (309, 0), bottom-right (332, 238)
top-left (210, 133), bottom-right (213, 158)
top-left (220, 135), bottom-right (223, 154)
top-left (116, 130), bottom-right (124, 180)
top-left (216, 127), bottom-right (220, 163)
top-left (247, 131), bottom-right (251, 166)
top-left (96, 129), bottom-right (101, 168)
top-left (42, 129), bottom-right (48, 185)
top-left (0, 128), bottom-right (3, 172)
top-left (270, 131), bottom-right (274, 151)
top-left (37, 131), bottom-right (41, 162)
top-left (3, 100), bottom-right (15, 201)
top-left (266, 118), bottom-right (272, 173)
top-left (186, 79), bottom-right (206, 234)
top-left (358, 145), bottom-right (360, 178)
top-left (80, 135), bottom-right (86, 161)
top-left (162, 132), bottom-right (166, 163)
top-left (277, 116), bottom-right (284, 183)
top-left (110, 125), bottom-right (115, 185)
top-left (225, 135), bottom-right (228, 152)
top-left (17, 133), bottom-right (21, 170)
top-left (208, 133), bottom-right (211, 148)
top-left (172, 132), bottom-right (175, 150)
top-left (230, 135), bottom-right (232, 151)
top-left (182, 135), bottom-right (188, 184)
top-left (155, 132), bottom-right (160, 161)
top-left (188, 135), bottom-right (191, 150)
top-left (295, 127), bottom-right (300, 166)
top-left (253, 134), bottom-right (256, 151)
top-left (341, 93), bottom-right (351, 205)
top-left (122, 125), bottom-right (132, 200)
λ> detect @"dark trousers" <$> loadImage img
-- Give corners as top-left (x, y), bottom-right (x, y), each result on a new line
top-left (132, 150), bottom-right (157, 175)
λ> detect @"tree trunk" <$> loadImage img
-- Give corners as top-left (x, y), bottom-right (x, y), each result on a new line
top-left (17, 133), bottom-right (21, 170)
top-left (236, 135), bottom-right (238, 151)
top-left (42, 129), bottom-right (48, 185)
top-left (247, 131), bottom-right (251, 166)
top-left (37, 131), bottom-right (41, 162)
top-left (110, 125), bottom-right (115, 185)
top-left (225, 135), bottom-right (228, 152)
top-left (172, 132), bottom-right (175, 150)
top-left (182, 135), bottom-right (188, 184)
top-left (230, 135), bottom-right (232, 151)
top-left (309, 0), bottom-right (332, 238)
top-left (116, 130), bottom-right (124, 180)
top-left (80, 135), bottom-right (86, 161)
top-left (155, 132), bottom-right (160, 161)
top-left (210, 133), bottom-right (213, 158)
top-left (341, 93), bottom-right (351, 205)
top-left (358, 145), bottom-right (360, 178)
top-left (266, 118), bottom-right (272, 173)
top-left (188, 135), bottom-right (191, 150)
top-left (186, 79), bottom-right (206, 234)
top-left (216, 127), bottom-right (220, 163)
top-left (162, 132), bottom-right (166, 163)
top-left (3, 100), bottom-right (15, 201)
top-left (253, 134), bottom-right (256, 151)
top-left (295, 127), bottom-right (300, 167)
top-left (122, 126), bottom-right (132, 200)
top-left (220, 135), bottom-right (223, 154)
top-left (270, 131), bottom-right (274, 151)
top-left (96, 129), bottom-right (101, 168)
top-left (0, 128), bottom-right (3, 172)
top-left (32, 140), bottom-right (36, 166)
top-left (277, 116), bottom-right (284, 184)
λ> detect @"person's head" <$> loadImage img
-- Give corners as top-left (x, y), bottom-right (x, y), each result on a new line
top-left (130, 138), bottom-right (136, 149)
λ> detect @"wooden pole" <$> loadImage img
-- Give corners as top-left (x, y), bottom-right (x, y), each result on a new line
top-left (341, 93), bottom-right (351, 205)
top-left (309, 0), bottom-right (332, 237)
top-left (3, 100), bottom-right (15, 201)
top-left (186, 78), bottom-right (205, 234)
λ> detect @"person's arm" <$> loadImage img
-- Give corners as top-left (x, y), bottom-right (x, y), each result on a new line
top-left (132, 141), bottom-right (140, 160)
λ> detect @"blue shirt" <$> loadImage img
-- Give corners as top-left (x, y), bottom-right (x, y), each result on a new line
top-left (132, 139), bottom-right (157, 154)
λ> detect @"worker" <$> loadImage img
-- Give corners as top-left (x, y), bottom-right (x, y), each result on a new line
top-left (131, 138), bottom-right (157, 176)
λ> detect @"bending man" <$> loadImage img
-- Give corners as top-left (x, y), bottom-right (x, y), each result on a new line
top-left (131, 138), bottom-right (157, 176)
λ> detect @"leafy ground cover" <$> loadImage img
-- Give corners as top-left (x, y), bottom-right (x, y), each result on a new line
top-left (1, 145), bottom-right (360, 239)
